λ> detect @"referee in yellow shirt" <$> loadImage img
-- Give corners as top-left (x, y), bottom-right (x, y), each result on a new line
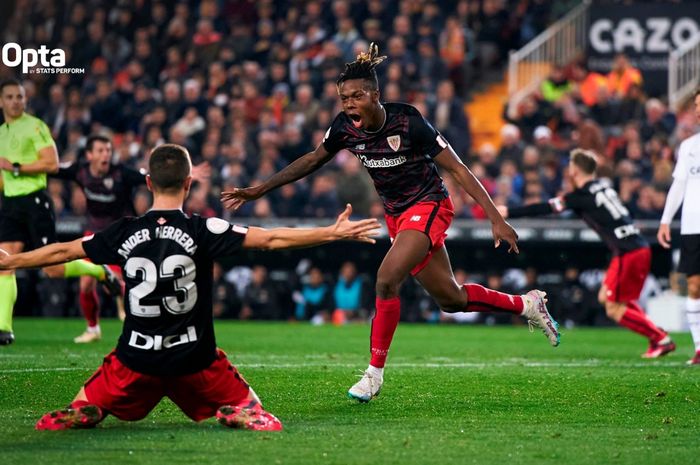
top-left (0, 79), bottom-right (122, 345)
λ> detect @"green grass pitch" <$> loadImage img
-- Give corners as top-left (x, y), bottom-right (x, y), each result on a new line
top-left (1, 318), bottom-right (699, 465)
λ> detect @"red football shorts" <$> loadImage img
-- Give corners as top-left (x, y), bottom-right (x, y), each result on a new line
top-left (83, 349), bottom-right (250, 422)
top-left (384, 197), bottom-right (455, 276)
top-left (604, 246), bottom-right (651, 303)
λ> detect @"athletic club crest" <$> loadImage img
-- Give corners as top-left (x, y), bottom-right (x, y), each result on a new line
top-left (103, 177), bottom-right (114, 189)
top-left (387, 135), bottom-right (401, 152)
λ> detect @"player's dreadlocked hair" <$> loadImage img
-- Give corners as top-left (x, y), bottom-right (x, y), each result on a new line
top-left (336, 42), bottom-right (387, 90)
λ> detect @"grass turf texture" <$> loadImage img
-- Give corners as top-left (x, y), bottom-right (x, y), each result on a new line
top-left (1, 318), bottom-right (698, 465)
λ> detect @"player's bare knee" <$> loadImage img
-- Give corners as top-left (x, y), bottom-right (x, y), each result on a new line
top-left (79, 276), bottom-right (96, 292)
top-left (604, 301), bottom-right (625, 321)
top-left (438, 301), bottom-right (464, 313)
top-left (687, 276), bottom-right (700, 299)
top-left (42, 265), bottom-right (64, 279)
top-left (436, 291), bottom-right (467, 313)
top-left (375, 278), bottom-right (401, 299)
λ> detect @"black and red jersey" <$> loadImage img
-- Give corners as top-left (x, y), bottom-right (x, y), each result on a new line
top-left (509, 178), bottom-right (648, 255)
top-left (322, 103), bottom-right (449, 215)
top-left (54, 162), bottom-right (146, 231)
top-left (81, 210), bottom-right (248, 375)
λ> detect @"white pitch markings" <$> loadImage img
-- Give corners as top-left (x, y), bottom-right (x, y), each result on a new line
top-left (0, 360), bottom-right (688, 374)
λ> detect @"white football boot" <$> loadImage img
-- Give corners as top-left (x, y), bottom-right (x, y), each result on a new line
top-left (521, 290), bottom-right (560, 347)
top-left (347, 370), bottom-right (383, 402)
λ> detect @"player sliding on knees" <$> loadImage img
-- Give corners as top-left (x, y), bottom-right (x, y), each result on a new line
top-left (52, 134), bottom-right (211, 343)
top-left (0, 144), bottom-right (380, 431)
top-left (221, 43), bottom-right (560, 404)
top-left (498, 149), bottom-right (675, 358)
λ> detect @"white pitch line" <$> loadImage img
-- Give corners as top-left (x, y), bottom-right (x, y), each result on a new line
top-left (0, 367), bottom-right (88, 374)
top-left (234, 361), bottom-right (688, 369)
top-left (0, 360), bottom-right (688, 375)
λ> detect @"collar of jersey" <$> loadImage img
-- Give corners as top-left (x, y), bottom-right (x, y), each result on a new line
top-left (147, 208), bottom-right (184, 213)
top-left (4, 112), bottom-right (29, 128)
top-left (360, 104), bottom-right (387, 135)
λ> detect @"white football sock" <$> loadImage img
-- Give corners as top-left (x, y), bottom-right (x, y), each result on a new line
top-left (367, 365), bottom-right (384, 378)
top-left (686, 298), bottom-right (700, 352)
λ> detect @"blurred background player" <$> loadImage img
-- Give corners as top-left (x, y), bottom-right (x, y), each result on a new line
top-left (0, 79), bottom-right (121, 346)
top-left (0, 143), bottom-right (380, 430)
top-left (658, 88), bottom-right (700, 366)
top-left (499, 149), bottom-right (675, 358)
top-left (54, 134), bottom-right (210, 343)
top-left (222, 44), bottom-right (560, 403)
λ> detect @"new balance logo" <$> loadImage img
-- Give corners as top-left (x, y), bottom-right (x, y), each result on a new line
top-left (410, 215), bottom-right (422, 222)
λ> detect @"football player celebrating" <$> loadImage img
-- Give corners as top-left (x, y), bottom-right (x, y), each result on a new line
top-left (53, 134), bottom-right (210, 343)
top-left (0, 143), bottom-right (380, 430)
top-left (499, 148), bottom-right (675, 358)
top-left (221, 43), bottom-right (560, 403)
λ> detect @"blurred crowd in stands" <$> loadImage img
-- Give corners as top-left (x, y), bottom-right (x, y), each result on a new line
top-left (2, 0), bottom-right (695, 323)
top-left (2, 0), bottom-right (581, 221)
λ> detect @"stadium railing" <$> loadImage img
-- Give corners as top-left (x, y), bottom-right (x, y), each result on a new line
top-left (507, 0), bottom-right (591, 118)
top-left (669, 32), bottom-right (700, 112)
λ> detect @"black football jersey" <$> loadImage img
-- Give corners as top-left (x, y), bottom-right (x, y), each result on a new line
top-left (322, 103), bottom-right (449, 215)
top-left (509, 178), bottom-right (648, 255)
top-left (54, 162), bottom-right (146, 231)
top-left (81, 209), bottom-right (248, 375)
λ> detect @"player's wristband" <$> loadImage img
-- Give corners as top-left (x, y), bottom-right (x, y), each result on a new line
top-left (12, 162), bottom-right (20, 177)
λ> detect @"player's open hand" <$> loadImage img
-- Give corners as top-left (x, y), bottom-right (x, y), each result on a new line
top-left (0, 247), bottom-right (10, 270)
top-left (221, 186), bottom-right (263, 211)
top-left (492, 219), bottom-right (519, 254)
top-left (331, 204), bottom-right (382, 244)
top-left (0, 157), bottom-right (12, 171)
top-left (657, 223), bottom-right (672, 249)
top-left (191, 162), bottom-right (211, 183)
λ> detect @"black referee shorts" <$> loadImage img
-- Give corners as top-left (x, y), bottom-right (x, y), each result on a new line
top-left (0, 190), bottom-right (57, 250)
top-left (679, 234), bottom-right (700, 277)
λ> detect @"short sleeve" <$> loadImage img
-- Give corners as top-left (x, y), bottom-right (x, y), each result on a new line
top-left (121, 165), bottom-right (147, 187)
top-left (53, 161), bottom-right (79, 181)
top-left (672, 143), bottom-right (688, 180)
top-left (321, 113), bottom-right (348, 154)
top-left (81, 219), bottom-right (128, 265)
top-left (31, 119), bottom-right (55, 151)
top-left (199, 217), bottom-right (248, 258)
top-left (408, 114), bottom-right (449, 158)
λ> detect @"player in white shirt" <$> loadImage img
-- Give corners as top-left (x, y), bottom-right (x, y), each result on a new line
top-left (658, 89), bottom-right (700, 366)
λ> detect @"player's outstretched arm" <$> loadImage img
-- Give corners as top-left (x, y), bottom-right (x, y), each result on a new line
top-left (221, 145), bottom-right (335, 211)
top-left (503, 198), bottom-right (563, 219)
top-left (0, 238), bottom-right (86, 270)
top-left (658, 177), bottom-right (686, 249)
top-left (434, 148), bottom-right (519, 253)
top-left (242, 204), bottom-right (381, 250)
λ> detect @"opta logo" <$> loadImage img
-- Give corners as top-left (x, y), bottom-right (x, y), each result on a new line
top-left (1, 43), bottom-right (65, 73)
